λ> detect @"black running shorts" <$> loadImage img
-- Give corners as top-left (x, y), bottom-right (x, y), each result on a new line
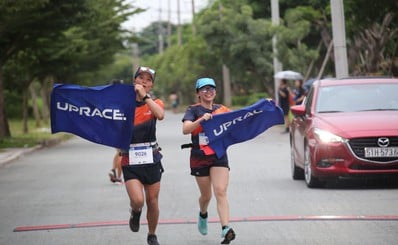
top-left (122, 162), bottom-right (164, 185)
top-left (191, 161), bottom-right (230, 177)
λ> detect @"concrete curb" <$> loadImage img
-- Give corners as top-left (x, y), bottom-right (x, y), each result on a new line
top-left (0, 137), bottom-right (67, 167)
top-left (0, 145), bottom-right (43, 166)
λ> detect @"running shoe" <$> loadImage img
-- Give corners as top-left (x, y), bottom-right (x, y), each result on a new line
top-left (129, 209), bottom-right (141, 232)
top-left (198, 214), bottom-right (208, 235)
top-left (108, 169), bottom-right (116, 183)
top-left (147, 234), bottom-right (160, 245)
top-left (221, 226), bottom-right (236, 244)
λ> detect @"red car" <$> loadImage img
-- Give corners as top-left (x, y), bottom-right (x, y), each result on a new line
top-left (290, 77), bottom-right (398, 188)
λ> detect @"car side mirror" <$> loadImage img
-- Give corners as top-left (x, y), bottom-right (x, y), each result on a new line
top-left (291, 105), bottom-right (306, 117)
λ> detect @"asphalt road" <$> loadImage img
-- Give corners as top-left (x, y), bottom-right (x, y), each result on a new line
top-left (0, 111), bottom-right (397, 245)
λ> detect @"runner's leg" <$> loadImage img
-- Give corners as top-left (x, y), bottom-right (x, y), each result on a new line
top-left (195, 176), bottom-right (212, 214)
top-left (144, 181), bottom-right (161, 235)
top-left (125, 179), bottom-right (145, 211)
top-left (209, 167), bottom-right (230, 227)
top-left (115, 151), bottom-right (122, 179)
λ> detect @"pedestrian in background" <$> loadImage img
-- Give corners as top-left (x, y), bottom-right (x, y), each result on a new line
top-left (120, 67), bottom-right (164, 245)
top-left (182, 78), bottom-right (236, 244)
top-left (292, 79), bottom-right (306, 105)
top-left (278, 79), bottom-right (291, 133)
top-left (168, 91), bottom-right (179, 113)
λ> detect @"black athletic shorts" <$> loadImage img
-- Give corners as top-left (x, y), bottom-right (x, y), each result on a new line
top-left (191, 161), bottom-right (230, 177)
top-left (122, 162), bottom-right (164, 185)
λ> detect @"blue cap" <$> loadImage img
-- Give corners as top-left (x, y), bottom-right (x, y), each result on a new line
top-left (195, 78), bottom-right (216, 90)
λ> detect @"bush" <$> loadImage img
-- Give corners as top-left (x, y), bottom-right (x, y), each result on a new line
top-left (232, 92), bottom-right (269, 107)
top-left (232, 95), bottom-right (249, 106)
top-left (247, 92), bottom-right (270, 105)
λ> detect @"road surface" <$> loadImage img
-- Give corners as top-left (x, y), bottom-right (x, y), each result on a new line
top-left (0, 111), bottom-right (397, 244)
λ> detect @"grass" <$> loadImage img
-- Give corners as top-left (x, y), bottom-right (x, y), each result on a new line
top-left (0, 119), bottom-right (71, 149)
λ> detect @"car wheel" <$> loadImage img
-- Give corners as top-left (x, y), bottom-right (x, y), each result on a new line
top-left (304, 144), bottom-right (325, 188)
top-left (291, 143), bottom-right (304, 180)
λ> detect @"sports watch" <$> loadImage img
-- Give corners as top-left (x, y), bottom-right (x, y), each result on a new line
top-left (142, 94), bottom-right (151, 101)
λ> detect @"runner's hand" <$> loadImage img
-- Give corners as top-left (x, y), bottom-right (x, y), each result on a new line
top-left (134, 84), bottom-right (146, 99)
top-left (202, 113), bottom-right (212, 121)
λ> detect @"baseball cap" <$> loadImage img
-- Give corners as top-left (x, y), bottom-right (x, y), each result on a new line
top-left (134, 66), bottom-right (156, 81)
top-left (195, 78), bottom-right (216, 90)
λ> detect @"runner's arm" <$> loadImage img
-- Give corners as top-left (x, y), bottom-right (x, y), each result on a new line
top-left (145, 98), bottom-right (164, 120)
top-left (182, 113), bottom-right (211, 135)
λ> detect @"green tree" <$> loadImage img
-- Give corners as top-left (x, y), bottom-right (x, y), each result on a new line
top-left (116, 0), bottom-right (398, 105)
top-left (51, 0), bottom-right (141, 83)
top-left (1, 0), bottom-right (142, 137)
top-left (144, 35), bottom-right (219, 105)
top-left (197, 1), bottom-right (277, 95)
top-left (0, 0), bottom-right (86, 138)
top-left (136, 21), bottom-right (178, 56)
top-left (276, 6), bottom-right (321, 78)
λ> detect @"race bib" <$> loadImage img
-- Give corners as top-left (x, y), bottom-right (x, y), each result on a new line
top-left (199, 132), bottom-right (209, 145)
top-left (129, 145), bottom-right (154, 165)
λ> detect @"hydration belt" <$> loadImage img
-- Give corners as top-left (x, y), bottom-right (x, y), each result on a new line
top-left (120, 141), bottom-right (160, 156)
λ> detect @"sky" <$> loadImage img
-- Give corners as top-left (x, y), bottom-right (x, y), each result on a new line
top-left (123, 0), bottom-right (210, 32)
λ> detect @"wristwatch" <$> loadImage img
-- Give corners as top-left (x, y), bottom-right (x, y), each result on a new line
top-left (143, 94), bottom-right (151, 101)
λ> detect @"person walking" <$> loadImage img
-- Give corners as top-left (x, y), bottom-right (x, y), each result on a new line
top-left (120, 67), bottom-right (164, 245)
top-left (278, 79), bottom-right (291, 133)
top-left (168, 91), bottom-right (179, 113)
top-left (182, 78), bottom-right (236, 244)
top-left (292, 79), bottom-right (306, 105)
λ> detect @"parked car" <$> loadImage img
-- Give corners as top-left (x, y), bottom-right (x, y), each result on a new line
top-left (289, 77), bottom-right (398, 188)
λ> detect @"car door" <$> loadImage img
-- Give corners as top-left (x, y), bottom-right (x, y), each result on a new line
top-left (292, 87), bottom-right (315, 168)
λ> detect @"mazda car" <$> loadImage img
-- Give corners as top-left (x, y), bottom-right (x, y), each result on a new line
top-left (289, 77), bottom-right (398, 188)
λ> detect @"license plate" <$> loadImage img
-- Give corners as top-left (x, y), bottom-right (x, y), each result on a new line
top-left (364, 147), bottom-right (398, 158)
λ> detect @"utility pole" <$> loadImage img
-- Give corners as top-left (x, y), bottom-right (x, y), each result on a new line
top-left (191, 0), bottom-right (196, 36)
top-left (218, 2), bottom-right (231, 106)
top-left (132, 42), bottom-right (139, 74)
top-left (271, 0), bottom-right (282, 101)
top-left (167, 0), bottom-right (172, 48)
top-left (158, 0), bottom-right (164, 54)
top-left (330, 0), bottom-right (348, 78)
top-left (177, 0), bottom-right (182, 46)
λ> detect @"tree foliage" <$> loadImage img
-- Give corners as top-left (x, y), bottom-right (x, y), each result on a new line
top-left (0, 0), bottom-right (141, 137)
top-left (0, 0), bottom-right (87, 137)
top-left (134, 0), bottom-right (397, 105)
top-left (1, 0), bottom-right (397, 138)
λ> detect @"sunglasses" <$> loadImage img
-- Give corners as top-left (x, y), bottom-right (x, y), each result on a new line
top-left (138, 66), bottom-right (155, 75)
top-left (199, 86), bottom-right (216, 93)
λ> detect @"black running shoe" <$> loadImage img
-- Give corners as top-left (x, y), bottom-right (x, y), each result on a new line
top-left (147, 234), bottom-right (160, 245)
top-left (221, 227), bottom-right (236, 244)
top-left (108, 169), bottom-right (116, 183)
top-left (129, 210), bottom-right (141, 232)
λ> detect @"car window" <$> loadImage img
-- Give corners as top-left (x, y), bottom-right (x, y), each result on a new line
top-left (316, 83), bottom-right (398, 113)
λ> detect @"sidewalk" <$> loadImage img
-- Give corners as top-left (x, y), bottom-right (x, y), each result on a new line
top-left (0, 136), bottom-right (66, 167)
top-left (0, 146), bottom-right (43, 167)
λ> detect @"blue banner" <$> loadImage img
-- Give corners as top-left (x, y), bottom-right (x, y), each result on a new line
top-left (201, 99), bottom-right (285, 158)
top-left (51, 83), bottom-right (135, 149)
